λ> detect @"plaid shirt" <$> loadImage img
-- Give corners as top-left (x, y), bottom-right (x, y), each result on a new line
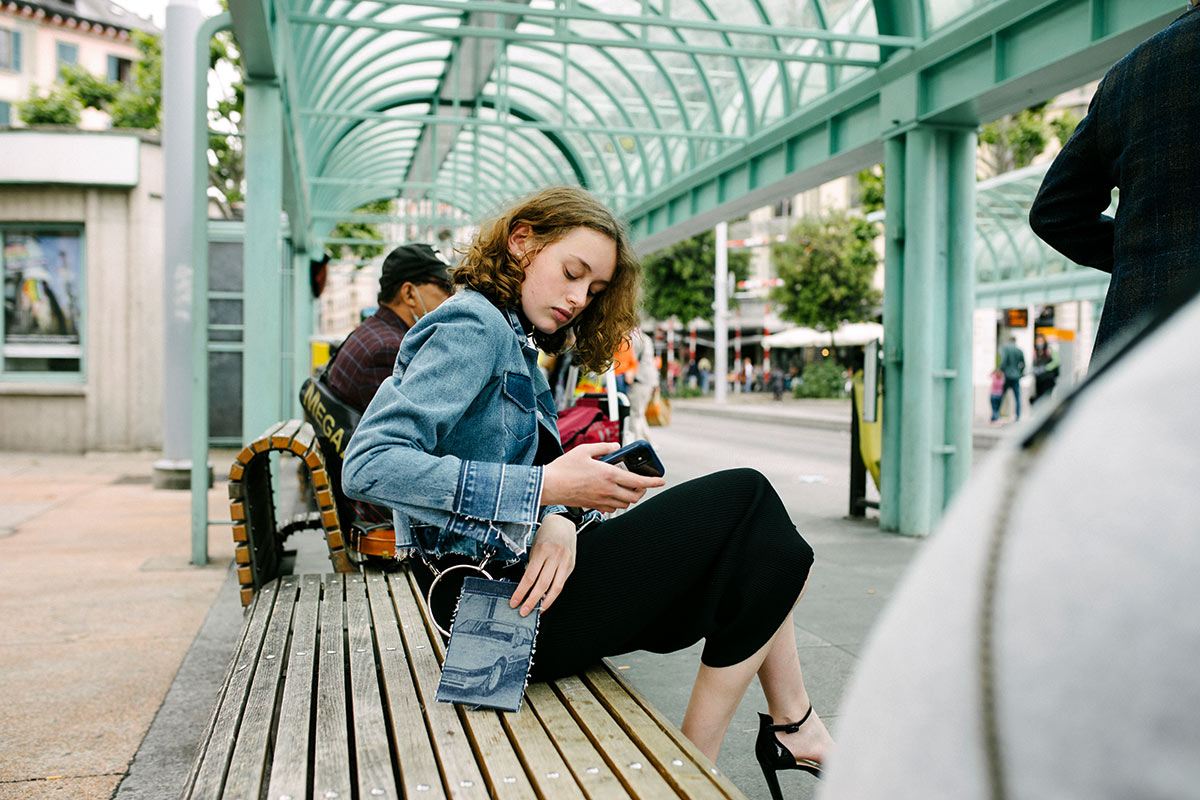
top-left (328, 305), bottom-right (411, 414)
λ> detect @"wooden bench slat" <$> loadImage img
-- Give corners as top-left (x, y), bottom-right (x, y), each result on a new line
top-left (346, 575), bottom-right (401, 799)
top-left (597, 664), bottom-right (745, 800)
top-left (554, 675), bottom-right (679, 799)
top-left (526, 682), bottom-right (632, 800)
top-left (290, 422), bottom-right (318, 455)
top-left (265, 576), bottom-right (321, 800)
top-left (364, 573), bottom-right (448, 799)
top-left (500, 700), bottom-right (588, 800)
top-left (313, 574), bottom-right (353, 799)
top-left (404, 573), bottom-right (544, 800)
top-left (255, 419), bottom-right (293, 446)
top-left (180, 589), bottom-right (269, 799)
top-left (188, 566), bottom-right (750, 800)
top-left (270, 418), bottom-right (305, 451)
top-left (221, 579), bottom-right (298, 799)
top-left (389, 572), bottom-right (492, 799)
top-left (460, 706), bottom-right (543, 799)
top-left (187, 584), bottom-right (280, 798)
top-left (583, 667), bottom-right (728, 799)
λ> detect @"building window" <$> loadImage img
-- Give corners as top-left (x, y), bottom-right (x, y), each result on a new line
top-left (107, 54), bottom-right (132, 84)
top-left (56, 41), bottom-right (78, 77)
top-left (2, 228), bottom-right (85, 377)
top-left (0, 101), bottom-right (10, 126)
top-left (0, 28), bottom-right (22, 72)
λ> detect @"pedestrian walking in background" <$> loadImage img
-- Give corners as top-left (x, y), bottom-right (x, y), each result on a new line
top-left (998, 336), bottom-right (1025, 421)
top-left (988, 367), bottom-right (1006, 424)
top-left (1032, 332), bottom-right (1060, 405)
top-left (698, 355), bottom-right (712, 393)
top-left (611, 334), bottom-right (638, 394)
top-left (1029, 0), bottom-right (1200, 362)
top-left (624, 327), bottom-right (658, 445)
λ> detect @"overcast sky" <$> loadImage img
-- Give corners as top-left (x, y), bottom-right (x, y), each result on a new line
top-left (118, 0), bottom-right (223, 28)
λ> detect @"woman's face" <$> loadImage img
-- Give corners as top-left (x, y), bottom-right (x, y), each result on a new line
top-left (511, 224), bottom-right (616, 334)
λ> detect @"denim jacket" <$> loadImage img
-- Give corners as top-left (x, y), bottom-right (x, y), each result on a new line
top-left (341, 288), bottom-right (573, 561)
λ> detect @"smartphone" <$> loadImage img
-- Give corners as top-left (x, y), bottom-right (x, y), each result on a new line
top-left (598, 439), bottom-right (665, 477)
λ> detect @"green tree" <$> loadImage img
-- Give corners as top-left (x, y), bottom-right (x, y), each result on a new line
top-left (1049, 109), bottom-right (1082, 148)
top-left (328, 199), bottom-right (392, 261)
top-left (206, 29), bottom-right (245, 219)
top-left (978, 103), bottom-right (1051, 178)
top-left (641, 230), bottom-right (750, 324)
top-left (60, 64), bottom-right (119, 110)
top-left (16, 84), bottom-right (80, 125)
top-left (856, 165), bottom-right (885, 213)
top-left (770, 211), bottom-right (881, 335)
top-left (109, 31), bottom-right (162, 130)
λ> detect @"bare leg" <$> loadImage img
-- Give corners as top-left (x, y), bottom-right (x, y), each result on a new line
top-left (681, 625), bottom-right (781, 760)
top-left (757, 613), bottom-right (834, 765)
top-left (680, 579), bottom-right (832, 763)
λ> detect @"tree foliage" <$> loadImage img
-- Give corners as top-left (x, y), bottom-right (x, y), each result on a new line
top-left (328, 199), bottom-right (392, 261)
top-left (61, 64), bottom-right (119, 110)
top-left (109, 31), bottom-right (162, 130)
top-left (207, 29), bottom-right (245, 219)
top-left (770, 211), bottom-right (881, 332)
top-left (978, 104), bottom-right (1051, 177)
top-left (17, 84), bottom-right (80, 125)
top-left (641, 230), bottom-right (750, 324)
top-left (855, 165), bottom-right (885, 213)
top-left (1049, 110), bottom-right (1082, 149)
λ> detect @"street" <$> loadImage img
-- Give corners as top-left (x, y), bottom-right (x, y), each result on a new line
top-left (616, 409), bottom-right (921, 800)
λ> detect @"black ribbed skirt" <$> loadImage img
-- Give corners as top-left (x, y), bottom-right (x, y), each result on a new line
top-left (412, 468), bottom-right (814, 681)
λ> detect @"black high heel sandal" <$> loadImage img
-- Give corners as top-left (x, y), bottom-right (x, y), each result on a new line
top-left (755, 709), bottom-right (823, 800)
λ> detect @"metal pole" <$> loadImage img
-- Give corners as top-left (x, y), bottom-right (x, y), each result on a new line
top-left (879, 136), bottom-right (905, 532)
top-left (944, 128), bottom-right (977, 504)
top-left (154, 0), bottom-right (204, 491)
top-left (293, 250), bottom-right (313, 402)
top-left (899, 126), bottom-right (936, 537)
top-left (714, 221), bottom-right (728, 404)
top-left (187, 11), bottom-right (232, 564)
top-left (242, 79), bottom-right (285, 441)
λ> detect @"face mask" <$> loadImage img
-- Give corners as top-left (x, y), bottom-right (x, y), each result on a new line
top-left (412, 286), bottom-right (431, 320)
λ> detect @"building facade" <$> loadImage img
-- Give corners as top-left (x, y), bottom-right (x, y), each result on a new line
top-left (1, 1), bottom-right (160, 452)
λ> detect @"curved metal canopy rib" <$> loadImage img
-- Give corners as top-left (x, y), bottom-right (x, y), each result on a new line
top-left (262, 0), bottom-right (903, 252)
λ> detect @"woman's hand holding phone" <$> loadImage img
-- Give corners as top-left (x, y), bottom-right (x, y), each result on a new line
top-left (540, 442), bottom-right (665, 513)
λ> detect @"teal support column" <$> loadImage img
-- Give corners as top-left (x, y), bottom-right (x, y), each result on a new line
top-left (242, 79), bottom-right (285, 441)
top-left (899, 127), bottom-right (938, 536)
top-left (880, 135), bottom-right (906, 532)
top-left (882, 123), bottom-right (978, 536)
top-left (176, 10), bottom-right (230, 564)
top-left (292, 250), bottom-right (314, 406)
top-left (944, 129), bottom-right (977, 503)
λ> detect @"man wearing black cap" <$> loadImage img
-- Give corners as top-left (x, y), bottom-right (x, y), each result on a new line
top-left (327, 243), bottom-right (453, 413)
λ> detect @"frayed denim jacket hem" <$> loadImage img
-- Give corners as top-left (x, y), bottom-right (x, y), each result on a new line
top-left (341, 289), bottom-right (576, 562)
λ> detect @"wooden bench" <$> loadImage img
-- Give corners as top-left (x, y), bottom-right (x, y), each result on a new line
top-left (182, 564), bottom-right (749, 800)
top-left (228, 420), bottom-right (358, 607)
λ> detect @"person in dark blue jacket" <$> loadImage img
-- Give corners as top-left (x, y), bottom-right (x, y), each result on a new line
top-left (1029, 1), bottom-right (1200, 361)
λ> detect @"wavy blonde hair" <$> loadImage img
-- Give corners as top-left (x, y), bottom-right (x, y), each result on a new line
top-left (452, 186), bottom-right (641, 374)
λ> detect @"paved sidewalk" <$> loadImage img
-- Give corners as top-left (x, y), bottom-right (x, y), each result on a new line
top-left (0, 451), bottom-right (234, 800)
top-left (668, 393), bottom-right (1008, 448)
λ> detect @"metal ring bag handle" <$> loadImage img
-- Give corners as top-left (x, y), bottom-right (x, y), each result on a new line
top-left (425, 560), bottom-right (493, 638)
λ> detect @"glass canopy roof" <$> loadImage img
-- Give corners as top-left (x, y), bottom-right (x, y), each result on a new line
top-left (276, 0), bottom-right (923, 248)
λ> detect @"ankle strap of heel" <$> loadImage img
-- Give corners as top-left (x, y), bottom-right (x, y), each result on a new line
top-left (767, 706), bottom-right (813, 734)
